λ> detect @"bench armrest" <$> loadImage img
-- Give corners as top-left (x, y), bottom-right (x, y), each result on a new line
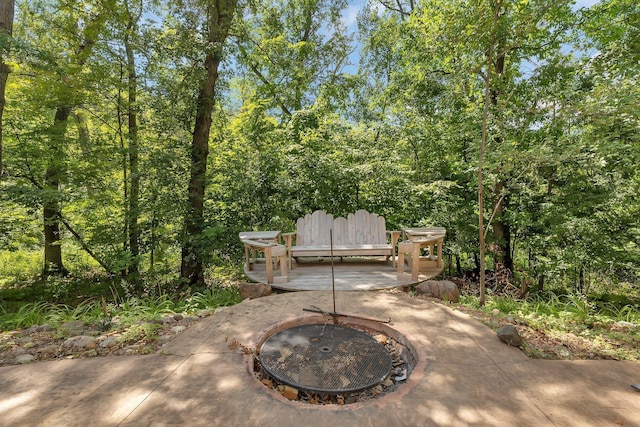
top-left (240, 239), bottom-right (278, 249)
top-left (386, 230), bottom-right (401, 244)
top-left (281, 232), bottom-right (296, 249)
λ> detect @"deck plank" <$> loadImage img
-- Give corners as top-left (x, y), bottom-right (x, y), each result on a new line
top-left (243, 257), bottom-right (444, 291)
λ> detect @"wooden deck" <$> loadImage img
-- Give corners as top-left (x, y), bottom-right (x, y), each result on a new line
top-left (243, 257), bottom-right (444, 291)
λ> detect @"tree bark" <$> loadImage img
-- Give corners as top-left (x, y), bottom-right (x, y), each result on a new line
top-left (180, 0), bottom-right (238, 287)
top-left (491, 180), bottom-right (513, 271)
top-left (43, 106), bottom-right (71, 276)
top-left (0, 0), bottom-right (14, 178)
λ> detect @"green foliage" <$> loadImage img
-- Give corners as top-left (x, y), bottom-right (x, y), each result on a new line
top-left (0, 0), bottom-right (637, 299)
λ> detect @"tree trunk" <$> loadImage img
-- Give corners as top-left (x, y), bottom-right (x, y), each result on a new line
top-left (487, 34), bottom-right (513, 273)
top-left (491, 180), bottom-right (513, 271)
top-left (43, 106), bottom-right (71, 276)
top-left (478, 0), bottom-right (501, 305)
top-left (125, 5), bottom-right (140, 281)
top-left (0, 0), bottom-right (14, 178)
top-left (40, 4), bottom-right (108, 277)
top-left (180, 0), bottom-right (238, 288)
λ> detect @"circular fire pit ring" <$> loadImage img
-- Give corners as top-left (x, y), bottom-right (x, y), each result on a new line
top-left (252, 316), bottom-right (418, 405)
top-left (259, 323), bottom-right (393, 395)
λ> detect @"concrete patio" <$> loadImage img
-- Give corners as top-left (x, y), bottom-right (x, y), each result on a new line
top-left (1, 291), bottom-right (638, 426)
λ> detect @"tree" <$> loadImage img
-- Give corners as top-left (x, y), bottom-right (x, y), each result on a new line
top-left (234, 0), bottom-right (351, 120)
top-left (180, 0), bottom-right (239, 287)
top-left (0, 0), bottom-right (13, 178)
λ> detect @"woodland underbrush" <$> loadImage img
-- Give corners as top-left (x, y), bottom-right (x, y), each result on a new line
top-left (1, 254), bottom-right (638, 362)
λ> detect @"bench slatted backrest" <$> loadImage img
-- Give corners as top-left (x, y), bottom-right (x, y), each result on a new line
top-left (296, 210), bottom-right (387, 246)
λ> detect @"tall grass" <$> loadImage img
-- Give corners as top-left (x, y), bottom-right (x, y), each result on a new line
top-left (0, 284), bottom-right (242, 332)
top-left (463, 291), bottom-right (639, 329)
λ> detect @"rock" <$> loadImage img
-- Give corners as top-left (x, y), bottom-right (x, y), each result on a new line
top-left (415, 280), bottom-right (460, 303)
top-left (99, 336), bottom-right (118, 349)
top-left (39, 345), bottom-right (60, 356)
top-left (63, 335), bottom-right (97, 350)
top-left (237, 282), bottom-right (272, 300)
top-left (173, 313), bottom-right (184, 321)
top-left (39, 323), bottom-right (52, 332)
top-left (15, 354), bottom-right (36, 364)
top-left (497, 325), bottom-right (522, 347)
top-left (198, 309), bottom-right (213, 318)
top-left (157, 335), bottom-right (173, 343)
top-left (26, 325), bottom-right (40, 334)
top-left (160, 316), bottom-right (177, 324)
top-left (492, 309), bottom-right (500, 316)
top-left (171, 326), bottom-right (187, 334)
top-left (61, 321), bottom-right (86, 334)
top-left (116, 345), bottom-right (142, 356)
top-left (15, 337), bottom-right (34, 344)
top-left (281, 385), bottom-right (299, 400)
top-left (183, 316), bottom-right (200, 323)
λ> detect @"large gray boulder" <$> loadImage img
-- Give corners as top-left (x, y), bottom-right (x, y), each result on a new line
top-left (415, 280), bottom-right (460, 303)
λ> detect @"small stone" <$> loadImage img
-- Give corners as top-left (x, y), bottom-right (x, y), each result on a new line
top-left (281, 385), bottom-right (298, 400)
top-left (261, 379), bottom-right (273, 388)
top-left (61, 321), bottom-right (86, 333)
top-left (39, 345), bottom-right (60, 355)
top-left (372, 334), bottom-right (388, 344)
top-left (157, 335), bottom-right (173, 343)
top-left (15, 337), bottom-right (34, 344)
top-left (381, 378), bottom-right (394, 387)
top-left (39, 324), bottom-right (52, 332)
top-left (99, 336), bottom-right (118, 348)
top-left (23, 342), bottom-right (36, 349)
top-left (183, 316), bottom-right (199, 323)
top-left (497, 325), bottom-right (522, 347)
top-left (15, 354), bottom-right (36, 364)
top-left (160, 317), bottom-right (177, 324)
top-left (116, 345), bottom-right (142, 356)
top-left (171, 326), bottom-right (187, 334)
top-left (173, 313), bottom-right (184, 321)
top-left (198, 309), bottom-right (213, 318)
top-left (63, 335), bottom-right (97, 350)
top-left (237, 282), bottom-right (272, 300)
top-left (492, 309), bottom-right (500, 316)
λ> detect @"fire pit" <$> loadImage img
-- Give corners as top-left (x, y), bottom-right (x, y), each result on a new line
top-left (259, 323), bottom-right (393, 394)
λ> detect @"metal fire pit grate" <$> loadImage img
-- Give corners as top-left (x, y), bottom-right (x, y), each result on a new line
top-left (259, 323), bottom-right (392, 394)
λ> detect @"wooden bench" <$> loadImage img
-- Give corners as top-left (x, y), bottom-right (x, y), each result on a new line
top-left (282, 210), bottom-right (400, 269)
